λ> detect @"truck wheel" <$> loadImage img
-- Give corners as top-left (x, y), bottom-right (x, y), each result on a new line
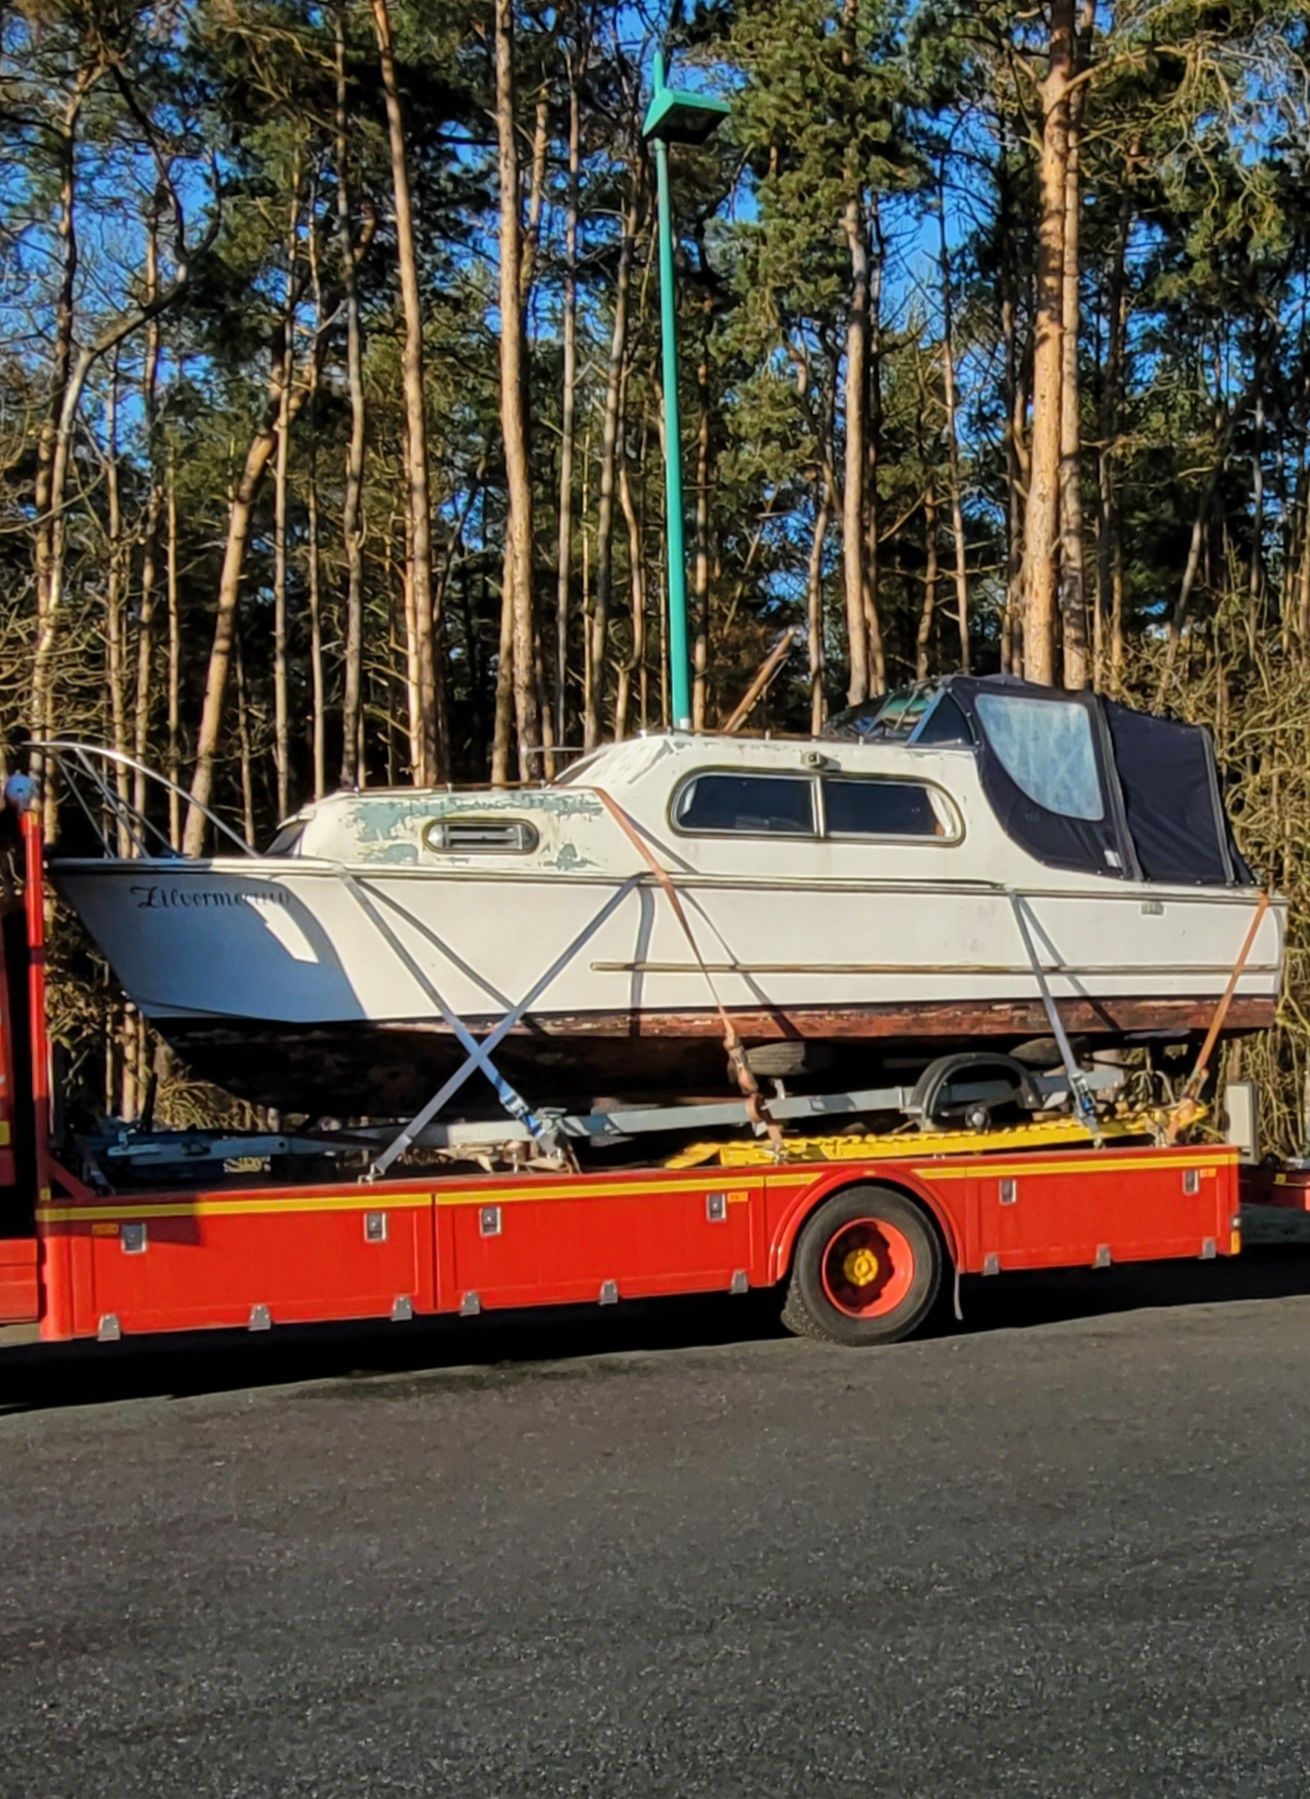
top-left (781, 1186), bottom-right (944, 1347)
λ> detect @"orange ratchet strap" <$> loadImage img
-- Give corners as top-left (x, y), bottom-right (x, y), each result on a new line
top-left (593, 786), bottom-right (785, 1153)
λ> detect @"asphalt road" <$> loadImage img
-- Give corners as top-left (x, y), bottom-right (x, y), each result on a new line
top-left (5, 1255), bottom-right (1310, 1798)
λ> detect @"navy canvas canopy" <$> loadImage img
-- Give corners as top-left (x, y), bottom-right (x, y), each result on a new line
top-left (824, 675), bottom-right (1253, 888)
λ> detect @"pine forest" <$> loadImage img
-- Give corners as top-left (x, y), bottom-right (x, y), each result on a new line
top-left (6, 0), bottom-right (1310, 1142)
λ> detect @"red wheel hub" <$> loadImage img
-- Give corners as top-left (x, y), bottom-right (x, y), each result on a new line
top-left (819, 1217), bottom-right (916, 1319)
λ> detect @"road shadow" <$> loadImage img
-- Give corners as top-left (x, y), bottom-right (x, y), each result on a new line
top-left (5, 1249), bottom-right (1310, 1415)
top-left (950, 1245), bottom-right (1310, 1336)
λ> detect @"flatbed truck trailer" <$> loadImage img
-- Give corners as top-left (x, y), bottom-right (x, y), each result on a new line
top-left (0, 812), bottom-right (1286, 1352)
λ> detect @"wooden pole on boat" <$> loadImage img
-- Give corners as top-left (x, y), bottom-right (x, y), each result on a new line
top-left (721, 629), bottom-right (800, 735)
top-left (1166, 891), bottom-right (1272, 1141)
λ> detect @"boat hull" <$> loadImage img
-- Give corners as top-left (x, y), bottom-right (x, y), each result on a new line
top-left (51, 856), bottom-right (1285, 1115)
top-left (153, 994), bottom-right (1277, 1116)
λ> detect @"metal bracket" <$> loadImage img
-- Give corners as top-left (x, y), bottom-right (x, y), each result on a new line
top-left (1008, 892), bottom-right (1101, 1137)
top-left (598, 1279), bottom-right (619, 1306)
top-left (97, 1313), bottom-right (121, 1342)
top-left (364, 1211), bottom-right (388, 1243)
top-left (729, 1269), bottom-right (748, 1295)
top-left (121, 1221), bottom-right (147, 1254)
top-left (391, 1295), bottom-right (414, 1322)
top-left (1093, 1245), bottom-right (1111, 1269)
top-left (1200, 1237), bottom-right (1217, 1260)
top-left (982, 1253), bottom-right (1000, 1277)
top-left (459, 1290), bottom-right (481, 1317)
top-left (248, 1304), bottom-right (271, 1331)
top-left (479, 1204), bottom-right (502, 1238)
top-left (352, 872), bottom-right (642, 1179)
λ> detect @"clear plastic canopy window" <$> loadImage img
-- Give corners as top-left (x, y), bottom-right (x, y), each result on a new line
top-left (975, 693), bottom-right (1105, 822)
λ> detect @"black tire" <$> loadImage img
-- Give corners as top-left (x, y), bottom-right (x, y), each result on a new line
top-left (781, 1185), bottom-right (944, 1347)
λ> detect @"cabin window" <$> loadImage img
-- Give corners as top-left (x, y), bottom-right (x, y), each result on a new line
top-left (424, 818), bottom-right (539, 853)
top-left (821, 778), bottom-right (945, 838)
top-left (975, 693), bottom-right (1104, 822)
top-left (674, 772), bottom-right (815, 836)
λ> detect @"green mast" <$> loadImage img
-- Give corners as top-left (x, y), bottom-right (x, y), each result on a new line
top-left (642, 50), bottom-right (729, 731)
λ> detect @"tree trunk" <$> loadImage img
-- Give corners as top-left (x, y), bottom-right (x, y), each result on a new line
top-left (184, 429), bottom-right (279, 852)
top-left (397, 523), bottom-right (420, 768)
top-left (183, 333), bottom-right (326, 853)
top-left (491, 0), bottom-right (539, 782)
top-left (863, 204), bottom-right (886, 695)
top-left (807, 465), bottom-right (832, 733)
top-left (554, 39), bottom-right (582, 750)
top-left (583, 195), bottom-right (637, 750)
top-left (233, 628), bottom-right (257, 849)
top-left (1020, 0), bottom-right (1074, 685)
top-left (491, 552), bottom-right (516, 782)
top-left (1096, 174), bottom-right (1132, 692)
top-left (305, 222), bottom-right (327, 800)
top-left (32, 66), bottom-right (96, 768)
top-left (272, 158), bottom-right (301, 819)
top-left (841, 191), bottom-right (870, 704)
top-left (166, 442), bottom-right (182, 847)
top-left (1058, 12), bottom-right (1091, 689)
top-left (133, 199), bottom-right (163, 825)
top-left (1249, 391), bottom-right (1265, 642)
top-left (839, 0), bottom-right (869, 706)
top-left (692, 335), bottom-right (712, 727)
top-left (104, 363), bottom-right (132, 854)
top-left (370, 0), bottom-right (437, 784)
top-left (916, 477), bottom-right (939, 681)
top-left (306, 436), bottom-right (326, 798)
top-left (613, 371), bottom-right (646, 740)
top-left (337, 5), bottom-right (368, 788)
top-left (999, 139), bottom-right (1027, 675)
top-left (520, 83), bottom-right (551, 302)
top-left (936, 176), bottom-right (971, 674)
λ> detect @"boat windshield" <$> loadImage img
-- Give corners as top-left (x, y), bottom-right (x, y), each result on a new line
top-left (824, 683), bottom-right (971, 745)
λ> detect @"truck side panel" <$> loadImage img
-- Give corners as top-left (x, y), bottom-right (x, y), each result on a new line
top-left (33, 1145), bottom-right (1241, 1343)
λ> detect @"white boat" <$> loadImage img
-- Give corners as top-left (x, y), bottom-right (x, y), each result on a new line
top-left (47, 676), bottom-right (1285, 1116)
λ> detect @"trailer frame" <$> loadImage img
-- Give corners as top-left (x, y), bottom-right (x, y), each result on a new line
top-left (0, 811), bottom-right (1246, 1349)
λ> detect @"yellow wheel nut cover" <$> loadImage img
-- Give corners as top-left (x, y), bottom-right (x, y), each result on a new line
top-left (843, 1246), bottom-right (880, 1287)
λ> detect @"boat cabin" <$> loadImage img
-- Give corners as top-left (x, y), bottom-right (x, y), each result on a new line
top-left (268, 675), bottom-right (1256, 894)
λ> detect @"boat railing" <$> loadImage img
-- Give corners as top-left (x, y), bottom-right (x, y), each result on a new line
top-left (28, 740), bottom-right (257, 859)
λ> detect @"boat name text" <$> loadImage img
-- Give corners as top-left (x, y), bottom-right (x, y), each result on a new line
top-left (131, 885), bottom-right (291, 911)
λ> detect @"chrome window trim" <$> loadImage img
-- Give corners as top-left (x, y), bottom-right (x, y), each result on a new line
top-left (667, 766), bottom-right (964, 846)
